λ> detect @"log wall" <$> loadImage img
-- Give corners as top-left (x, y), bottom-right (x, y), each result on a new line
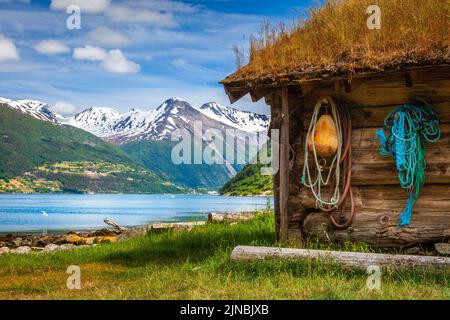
top-left (268, 67), bottom-right (450, 248)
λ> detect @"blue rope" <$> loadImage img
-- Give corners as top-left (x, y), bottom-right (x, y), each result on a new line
top-left (376, 100), bottom-right (440, 226)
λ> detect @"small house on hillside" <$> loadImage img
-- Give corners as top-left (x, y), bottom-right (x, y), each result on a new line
top-left (221, 0), bottom-right (450, 248)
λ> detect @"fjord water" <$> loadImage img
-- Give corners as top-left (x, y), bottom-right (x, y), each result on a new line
top-left (0, 194), bottom-right (272, 234)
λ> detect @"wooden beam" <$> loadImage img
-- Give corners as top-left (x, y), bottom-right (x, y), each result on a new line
top-left (404, 72), bottom-right (413, 87)
top-left (279, 87), bottom-right (290, 243)
top-left (224, 65), bottom-right (450, 92)
top-left (230, 246), bottom-right (450, 270)
top-left (299, 82), bottom-right (315, 98)
top-left (249, 88), bottom-right (270, 102)
top-left (270, 101), bottom-right (281, 241)
top-left (224, 85), bottom-right (248, 104)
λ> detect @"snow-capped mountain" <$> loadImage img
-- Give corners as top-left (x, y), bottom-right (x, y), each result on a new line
top-left (0, 97), bottom-right (59, 124)
top-left (1, 96), bottom-right (270, 144)
top-left (65, 97), bottom-right (270, 144)
top-left (199, 102), bottom-right (269, 133)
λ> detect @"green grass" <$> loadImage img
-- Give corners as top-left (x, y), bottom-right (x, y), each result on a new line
top-left (0, 213), bottom-right (448, 300)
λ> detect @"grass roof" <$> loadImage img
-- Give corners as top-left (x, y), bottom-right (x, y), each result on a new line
top-left (222, 0), bottom-right (450, 87)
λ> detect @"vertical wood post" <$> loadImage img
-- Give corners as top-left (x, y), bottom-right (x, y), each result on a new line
top-left (270, 103), bottom-right (281, 242)
top-left (279, 87), bottom-right (290, 242)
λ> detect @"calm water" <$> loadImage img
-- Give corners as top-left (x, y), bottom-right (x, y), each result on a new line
top-left (0, 194), bottom-right (272, 234)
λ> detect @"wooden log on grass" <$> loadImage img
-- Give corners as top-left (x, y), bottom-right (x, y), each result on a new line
top-left (208, 212), bottom-right (255, 223)
top-left (230, 245), bottom-right (450, 270)
top-left (149, 221), bottom-right (206, 231)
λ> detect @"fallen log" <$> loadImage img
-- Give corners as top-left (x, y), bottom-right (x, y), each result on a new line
top-left (230, 246), bottom-right (450, 270)
top-left (208, 212), bottom-right (255, 223)
top-left (104, 218), bottom-right (128, 233)
top-left (149, 221), bottom-right (206, 231)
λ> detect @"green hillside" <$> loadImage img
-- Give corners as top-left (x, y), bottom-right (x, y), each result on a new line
top-left (0, 104), bottom-right (186, 194)
top-left (121, 140), bottom-right (244, 190)
top-left (219, 162), bottom-right (273, 196)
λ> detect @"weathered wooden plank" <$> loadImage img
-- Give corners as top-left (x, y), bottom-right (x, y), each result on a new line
top-left (298, 111), bottom-right (450, 152)
top-left (230, 246), bottom-right (450, 270)
top-left (305, 69), bottom-right (450, 107)
top-left (249, 88), bottom-right (271, 102)
top-left (301, 102), bottom-right (450, 128)
top-left (295, 149), bottom-right (450, 186)
top-left (224, 85), bottom-right (249, 104)
top-left (291, 123), bottom-right (450, 185)
top-left (301, 186), bottom-right (450, 248)
top-left (349, 125), bottom-right (450, 151)
top-left (279, 87), bottom-right (290, 242)
top-left (270, 100), bottom-right (281, 241)
top-left (299, 185), bottom-right (450, 212)
top-left (304, 210), bottom-right (450, 248)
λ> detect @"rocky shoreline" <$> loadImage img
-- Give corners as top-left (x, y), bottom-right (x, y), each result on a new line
top-left (0, 212), bottom-right (256, 255)
top-left (0, 228), bottom-right (119, 254)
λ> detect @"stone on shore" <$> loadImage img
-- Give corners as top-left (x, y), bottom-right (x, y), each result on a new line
top-left (43, 244), bottom-right (60, 252)
top-left (64, 234), bottom-right (84, 245)
top-left (60, 244), bottom-right (76, 250)
top-left (117, 227), bottom-right (148, 241)
top-left (12, 246), bottom-right (32, 254)
top-left (12, 238), bottom-right (22, 247)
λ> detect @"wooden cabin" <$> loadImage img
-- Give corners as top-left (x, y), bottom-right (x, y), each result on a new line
top-left (221, 0), bottom-right (450, 249)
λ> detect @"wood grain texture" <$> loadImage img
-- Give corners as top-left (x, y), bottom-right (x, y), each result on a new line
top-left (290, 124), bottom-right (450, 185)
top-left (301, 102), bottom-right (450, 128)
top-left (304, 69), bottom-right (450, 108)
top-left (266, 68), bottom-right (450, 247)
top-left (301, 185), bottom-right (450, 248)
top-left (230, 245), bottom-right (450, 270)
top-left (279, 87), bottom-right (290, 242)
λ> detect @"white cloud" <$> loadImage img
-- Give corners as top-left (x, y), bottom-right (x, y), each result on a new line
top-left (0, 34), bottom-right (19, 61)
top-left (51, 101), bottom-right (78, 116)
top-left (34, 40), bottom-right (70, 55)
top-left (101, 49), bottom-right (140, 74)
top-left (88, 27), bottom-right (130, 47)
top-left (73, 45), bottom-right (107, 61)
top-left (50, 0), bottom-right (110, 14)
top-left (106, 5), bottom-right (177, 27)
top-left (73, 46), bottom-right (140, 74)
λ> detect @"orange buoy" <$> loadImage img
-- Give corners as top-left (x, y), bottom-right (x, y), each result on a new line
top-left (307, 115), bottom-right (339, 157)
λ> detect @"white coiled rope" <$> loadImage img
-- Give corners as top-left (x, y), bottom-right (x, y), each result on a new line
top-left (302, 97), bottom-right (343, 209)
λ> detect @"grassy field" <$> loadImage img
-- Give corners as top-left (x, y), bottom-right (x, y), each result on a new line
top-left (0, 212), bottom-right (448, 300)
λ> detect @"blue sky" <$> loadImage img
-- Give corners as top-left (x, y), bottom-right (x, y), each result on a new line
top-left (0, 0), bottom-right (311, 115)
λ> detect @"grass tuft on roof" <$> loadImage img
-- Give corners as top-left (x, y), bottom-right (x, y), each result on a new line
top-left (222, 0), bottom-right (450, 86)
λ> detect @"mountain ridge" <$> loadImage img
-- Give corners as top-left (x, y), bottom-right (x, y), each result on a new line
top-left (1, 96), bottom-right (271, 191)
top-left (0, 103), bottom-right (186, 194)
top-left (0, 96), bottom-right (270, 145)
top-left (65, 97), bottom-right (270, 144)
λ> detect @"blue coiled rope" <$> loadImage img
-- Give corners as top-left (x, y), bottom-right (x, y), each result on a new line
top-left (376, 99), bottom-right (440, 226)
